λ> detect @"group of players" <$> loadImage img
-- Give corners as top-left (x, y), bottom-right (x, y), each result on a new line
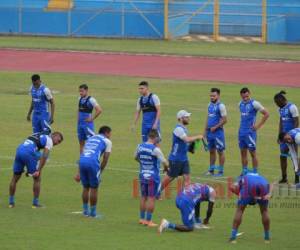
top-left (8, 75), bottom-right (300, 243)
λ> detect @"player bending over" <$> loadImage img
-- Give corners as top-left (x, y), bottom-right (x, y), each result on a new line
top-left (158, 183), bottom-right (216, 233)
top-left (9, 131), bottom-right (63, 208)
top-left (229, 173), bottom-right (272, 243)
top-left (135, 129), bottom-right (169, 227)
top-left (75, 126), bottom-right (112, 218)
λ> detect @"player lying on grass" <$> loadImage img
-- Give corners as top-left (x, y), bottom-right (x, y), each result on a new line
top-left (75, 126), bottom-right (112, 218)
top-left (278, 128), bottom-right (300, 178)
top-left (9, 131), bottom-right (63, 208)
top-left (135, 129), bottom-right (169, 227)
top-left (229, 173), bottom-right (272, 243)
top-left (158, 183), bottom-right (216, 233)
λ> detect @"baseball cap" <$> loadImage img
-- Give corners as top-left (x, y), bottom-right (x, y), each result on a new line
top-left (177, 110), bottom-right (191, 119)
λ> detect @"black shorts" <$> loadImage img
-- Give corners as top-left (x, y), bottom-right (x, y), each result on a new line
top-left (167, 160), bottom-right (190, 178)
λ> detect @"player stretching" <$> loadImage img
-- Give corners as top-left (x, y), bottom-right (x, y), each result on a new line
top-left (135, 129), bottom-right (169, 227)
top-left (204, 88), bottom-right (227, 176)
top-left (279, 128), bottom-right (300, 178)
top-left (229, 173), bottom-right (272, 243)
top-left (161, 110), bottom-right (203, 191)
top-left (274, 91), bottom-right (299, 184)
top-left (238, 88), bottom-right (269, 175)
top-left (75, 126), bottom-right (112, 217)
top-left (27, 74), bottom-right (54, 133)
top-left (158, 183), bottom-right (216, 233)
top-left (133, 81), bottom-right (161, 142)
top-left (77, 84), bottom-right (102, 154)
top-left (9, 131), bottom-right (63, 208)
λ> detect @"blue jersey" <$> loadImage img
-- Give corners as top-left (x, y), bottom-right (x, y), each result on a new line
top-left (239, 99), bottom-right (257, 135)
top-left (239, 173), bottom-right (269, 199)
top-left (137, 143), bottom-right (160, 183)
top-left (169, 124), bottom-right (188, 162)
top-left (207, 102), bottom-right (223, 129)
top-left (78, 96), bottom-right (94, 123)
top-left (19, 132), bottom-right (52, 154)
top-left (279, 103), bottom-right (296, 132)
top-left (178, 183), bottom-right (210, 206)
top-left (31, 84), bottom-right (51, 113)
top-left (288, 128), bottom-right (300, 141)
top-left (139, 93), bottom-right (157, 127)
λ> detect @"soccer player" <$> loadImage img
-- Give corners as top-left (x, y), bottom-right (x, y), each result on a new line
top-left (27, 74), bottom-right (55, 133)
top-left (204, 88), bottom-right (227, 176)
top-left (135, 129), bottom-right (169, 227)
top-left (274, 91), bottom-right (299, 184)
top-left (77, 84), bottom-right (102, 154)
top-left (75, 126), bottom-right (112, 217)
top-left (238, 88), bottom-right (269, 175)
top-left (158, 183), bottom-right (216, 233)
top-left (229, 173), bottom-right (272, 243)
top-left (161, 110), bottom-right (203, 191)
top-left (278, 128), bottom-right (300, 178)
top-left (9, 131), bottom-right (64, 208)
top-left (133, 81), bottom-right (161, 142)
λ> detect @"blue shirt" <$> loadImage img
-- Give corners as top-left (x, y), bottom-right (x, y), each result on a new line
top-left (137, 143), bottom-right (160, 183)
top-left (80, 134), bottom-right (108, 167)
top-left (279, 103), bottom-right (296, 133)
top-left (239, 99), bottom-right (258, 135)
top-left (238, 173), bottom-right (269, 199)
top-left (207, 102), bottom-right (224, 129)
top-left (169, 124), bottom-right (188, 162)
top-left (178, 183), bottom-right (211, 206)
top-left (288, 128), bottom-right (300, 142)
top-left (139, 94), bottom-right (158, 127)
top-left (19, 133), bottom-right (53, 155)
top-left (31, 84), bottom-right (51, 114)
top-left (78, 96), bottom-right (97, 123)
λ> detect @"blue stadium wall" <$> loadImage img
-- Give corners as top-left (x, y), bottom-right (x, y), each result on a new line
top-left (0, 0), bottom-right (299, 43)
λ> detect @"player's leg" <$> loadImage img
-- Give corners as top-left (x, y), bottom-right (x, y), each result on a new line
top-left (215, 132), bottom-right (226, 176)
top-left (279, 143), bottom-right (289, 183)
top-left (194, 201), bottom-right (202, 225)
top-left (141, 126), bottom-right (150, 143)
top-left (89, 166), bottom-right (101, 217)
top-left (40, 113), bottom-right (52, 134)
top-left (32, 175), bottom-right (42, 207)
top-left (240, 149), bottom-right (248, 175)
top-left (249, 150), bottom-right (258, 173)
top-left (229, 205), bottom-right (247, 242)
top-left (139, 182), bottom-right (147, 224)
top-left (89, 187), bottom-right (98, 217)
top-left (160, 160), bottom-right (178, 192)
top-left (182, 161), bottom-right (191, 187)
top-left (145, 180), bottom-right (159, 226)
top-left (247, 132), bottom-right (258, 173)
top-left (77, 124), bottom-right (86, 154)
top-left (9, 174), bottom-right (22, 207)
top-left (259, 204), bottom-right (270, 242)
top-left (206, 132), bottom-right (216, 175)
top-left (79, 162), bottom-right (90, 216)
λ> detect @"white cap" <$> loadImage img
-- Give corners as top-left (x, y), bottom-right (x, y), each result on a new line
top-left (177, 110), bottom-right (191, 119)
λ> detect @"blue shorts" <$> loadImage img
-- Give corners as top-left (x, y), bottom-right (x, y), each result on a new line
top-left (77, 122), bottom-right (95, 141)
top-left (13, 147), bottom-right (39, 175)
top-left (280, 143), bottom-right (289, 154)
top-left (167, 160), bottom-right (190, 178)
top-left (79, 160), bottom-right (101, 188)
top-left (238, 131), bottom-right (257, 151)
top-left (32, 112), bottom-right (51, 133)
top-left (238, 197), bottom-right (269, 207)
top-left (140, 180), bottom-right (160, 197)
top-left (141, 125), bottom-right (161, 143)
top-left (176, 196), bottom-right (194, 229)
top-left (207, 129), bottom-right (225, 152)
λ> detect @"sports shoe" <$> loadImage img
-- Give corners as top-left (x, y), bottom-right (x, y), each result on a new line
top-left (8, 203), bottom-right (15, 208)
top-left (139, 219), bottom-right (147, 225)
top-left (278, 178), bottom-right (288, 184)
top-left (83, 211), bottom-right (89, 217)
top-left (229, 238), bottom-right (237, 244)
top-left (214, 172), bottom-right (224, 177)
top-left (146, 221), bottom-right (158, 227)
top-left (32, 204), bottom-right (44, 209)
top-left (158, 219), bottom-right (169, 234)
top-left (205, 171), bottom-right (214, 176)
top-left (194, 223), bottom-right (202, 229)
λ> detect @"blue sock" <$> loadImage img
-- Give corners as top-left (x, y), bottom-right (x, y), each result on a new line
top-left (252, 167), bottom-right (258, 173)
top-left (33, 197), bottom-right (39, 206)
top-left (231, 229), bottom-right (238, 239)
top-left (83, 203), bottom-right (89, 214)
top-left (140, 210), bottom-right (145, 220)
top-left (195, 217), bottom-right (202, 224)
top-left (9, 195), bottom-right (15, 204)
top-left (168, 223), bottom-right (176, 229)
top-left (264, 231), bottom-right (270, 240)
top-left (146, 212), bottom-right (152, 221)
top-left (90, 205), bottom-right (97, 217)
top-left (209, 165), bottom-right (215, 172)
top-left (218, 166), bottom-right (224, 173)
top-left (242, 166), bottom-right (248, 174)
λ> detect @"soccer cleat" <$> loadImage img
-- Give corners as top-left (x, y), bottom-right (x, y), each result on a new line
top-left (32, 204), bottom-right (44, 209)
top-left (146, 221), bottom-right (158, 227)
top-left (264, 239), bottom-right (271, 244)
top-left (229, 238), bottom-right (237, 244)
top-left (139, 219), bottom-right (147, 225)
top-left (213, 172), bottom-right (224, 177)
top-left (278, 178), bottom-right (288, 184)
top-left (8, 203), bottom-right (15, 208)
top-left (83, 211), bottom-right (89, 217)
top-left (158, 219), bottom-right (169, 234)
top-left (194, 223), bottom-right (202, 229)
top-left (204, 171), bottom-right (214, 176)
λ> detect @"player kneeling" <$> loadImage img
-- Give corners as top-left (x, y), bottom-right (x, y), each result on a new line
top-left (229, 173), bottom-right (272, 243)
top-left (135, 129), bottom-right (169, 227)
top-left (158, 183), bottom-right (216, 233)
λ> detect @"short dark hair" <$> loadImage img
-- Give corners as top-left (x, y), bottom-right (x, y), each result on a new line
top-left (79, 84), bottom-right (88, 90)
top-left (278, 132), bottom-right (287, 142)
top-left (139, 81), bottom-right (149, 87)
top-left (31, 74), bottom-right (40, 82)
top-left (274, 90), bottom-right (287, 102)
top-left (148, 129), bottom-right (159, 139)
top-left (240, 87), bottom-right (250, 94)
top-left (99, 126), bottom-right (111, 135)
top-left (52, 131), bottom-right (64, 142)
top-left (211, 88), bottom-right (220, 94)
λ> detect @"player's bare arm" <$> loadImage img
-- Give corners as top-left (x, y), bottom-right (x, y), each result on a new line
top-left (27, 101), bottom-right (33, 121)
top-left (152, 104), bottom-right (161, 129)
top-left (253, 109), bottom-right (270, 131)
top-left (100, 152), bottom-right (110, 172)
top-left (33, 148), bottom-right (50, 177)
top-left (49, 98), bottom-right (55, 124)
top-left (211, 116), bottom-right (227, 132)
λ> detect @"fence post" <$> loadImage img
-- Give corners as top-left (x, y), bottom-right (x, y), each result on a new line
top-left (262, 0), bottom-right (267, 43)
top-left (164, 0), bottom-right (169, 39)
top-left (213, 0), bottom-right (219, 41)
top-left (18, 0), bottom-right (23, 34)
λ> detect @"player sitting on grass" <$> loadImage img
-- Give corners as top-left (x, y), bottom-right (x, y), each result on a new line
top-left (9, 131), bottom-right (63, 208)
top-left (75, 126), bottom-right (112, 218)
top-left (135, 129), bottom-right (169, 227)
top-left (229, 173), bottom-right (272, 244)
top-left (158, 183), bottom-right (216, 233)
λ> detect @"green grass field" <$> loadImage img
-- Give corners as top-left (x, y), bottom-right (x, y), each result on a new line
top-left (1, 36), bottom-right (300, 61)
top-left (0, 71), bottom-right (299, 250)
